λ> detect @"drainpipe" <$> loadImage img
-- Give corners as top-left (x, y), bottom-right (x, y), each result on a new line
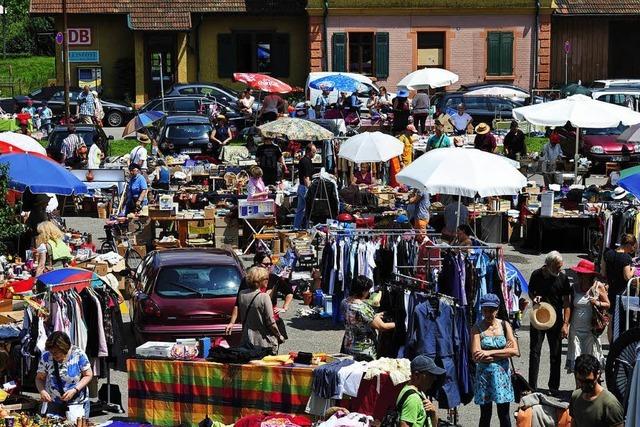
top-left (531, 0), bottom-right (540, 98)
top-left (195, 14), bottom-right (203, 81)
top-left (322, 0), bottom-right (329, 71)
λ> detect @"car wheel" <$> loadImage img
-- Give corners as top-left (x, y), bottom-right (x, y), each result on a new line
top-left (106, 110), bottom-right (124, 127)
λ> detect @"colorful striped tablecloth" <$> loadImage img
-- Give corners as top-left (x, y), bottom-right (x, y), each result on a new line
top-left (127, 359), bottom-right (314, 426)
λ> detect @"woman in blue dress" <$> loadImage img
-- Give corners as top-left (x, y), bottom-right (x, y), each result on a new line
top-left (471, 293), bottom-right (518, 427)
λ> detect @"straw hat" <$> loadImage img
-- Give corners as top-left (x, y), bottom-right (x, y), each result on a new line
top-left (475, 123), bottom-right (490, 135)
top-left (530, 302), bottom-right (557, 330)
top-left (137, 134), bottom-right (151, 144)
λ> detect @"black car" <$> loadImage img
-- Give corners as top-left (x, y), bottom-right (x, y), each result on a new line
top-left (14, 87), bottom-right (135, 127)
top-left (139, 96), bottom-right (248, 130)
top-left (157, 115), bottom-right (214, 156)
top-left (46, 124), bottom-right (113, 161)
top-left (431, 92), bottom-right (522, 127)
top-left (165, 83), bottom-right (261, 111)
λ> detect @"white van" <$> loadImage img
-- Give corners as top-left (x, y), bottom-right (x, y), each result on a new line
top-left (591, 79), bottom-right (640, 89)
top-left (305, 72), bottom-right (391, 112)
top-left (592, 88), bottom-right (640, 112)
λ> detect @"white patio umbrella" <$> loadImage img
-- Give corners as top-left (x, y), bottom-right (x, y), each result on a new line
top-left (512, 94), bottom-right (640, 177)
top-left (465, 86), bottom-right (529, 100)
top-left (397, 68), bottom-right (459, 90)
top-left (397, 147), bottom-right (526, 227)
top-left (0, 132), bottom-right (47, 155)
top-left (338, 131), bottom-right (404, 163)
top-left (617, 123), bottom-right (640, 143)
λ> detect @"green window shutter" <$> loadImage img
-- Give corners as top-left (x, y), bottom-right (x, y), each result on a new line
top-left (332, 32), bottom-right (346, 72)
top-left (271, 33), bottom-right (290, 77)
top-left (374, 32), bottom-right (389, 79)
top-left (500, 32), bottom-right (514, 76)
top-left (218, 33), bottom-right (235, 78)
top-left (487, 32), bottom-right (500, 76)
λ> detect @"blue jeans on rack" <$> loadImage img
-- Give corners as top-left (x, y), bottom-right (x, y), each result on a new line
top-left (294, 184), bottom-right (308, 230)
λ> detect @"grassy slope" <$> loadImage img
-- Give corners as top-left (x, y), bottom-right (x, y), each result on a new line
top-left (0, 56), bottom-right (55, 96)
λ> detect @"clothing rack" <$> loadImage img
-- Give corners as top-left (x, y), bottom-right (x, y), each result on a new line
top-left (390, 273), bottom-right (460, 306)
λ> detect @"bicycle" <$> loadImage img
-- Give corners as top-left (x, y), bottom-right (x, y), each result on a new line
top-left (98, 219), bottom-right (145, 271)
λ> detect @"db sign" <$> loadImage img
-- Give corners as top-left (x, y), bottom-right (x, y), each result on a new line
top-left (67, 28), bottom-right (92, 46)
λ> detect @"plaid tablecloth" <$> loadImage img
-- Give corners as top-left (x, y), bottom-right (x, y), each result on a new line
top-left (127, 359), bottom-right (314, 426)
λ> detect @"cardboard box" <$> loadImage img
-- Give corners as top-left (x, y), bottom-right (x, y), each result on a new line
top-left (0, 310), bottom-right (24, 324)
top-left (117, 243), bottom-right (127, 258)
top-left (215, 216), bottom-right (228, 228)
top-left (204, 206), bottom-right (216, 219)
top-left (133, 245), bottom-right (147, 258)
top-left (94, 262), bottom-right (109, 276)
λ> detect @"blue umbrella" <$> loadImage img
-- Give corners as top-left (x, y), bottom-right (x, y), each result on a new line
top-left (618, 173), bottom-right (640, 199)
top-left (0, 153), bottom-right (87, 195)
top-left (309, 74), bottom-right (363, 92)
top-left (122, 110), bottom-right (166, 137)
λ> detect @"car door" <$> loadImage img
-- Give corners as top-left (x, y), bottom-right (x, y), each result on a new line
top-left (199, 86), bottom-right (235, 104)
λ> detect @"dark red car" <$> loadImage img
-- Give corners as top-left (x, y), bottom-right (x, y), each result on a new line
top-left (131, 248), bottom-right (244, 346)
top-left (581, 125), bottom-right (640, 164)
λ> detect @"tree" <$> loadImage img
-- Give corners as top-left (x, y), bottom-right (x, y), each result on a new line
top-left (0, 164), bottom-right (25, 252)
top-left (4, 0), bottom-right (54, 55)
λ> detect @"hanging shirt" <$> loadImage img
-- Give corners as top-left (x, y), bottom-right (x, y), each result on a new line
top-left (88, 144), bottom-right (102, 169)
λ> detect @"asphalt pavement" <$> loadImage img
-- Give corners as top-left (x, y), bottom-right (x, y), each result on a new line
top-left (61, 214), bottom-right (607, 427)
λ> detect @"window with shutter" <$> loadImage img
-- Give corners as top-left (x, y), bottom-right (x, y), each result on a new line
top-left (348, 32), bottom-right (374, 75)
top-left (332, 33), bottom-right (346, 72)
top-left (217, 34), bottom-right (235, 78)
top-left (486, 31), bottom-right (514, 76)
top-left (375, 32), bottom-right (389, 79)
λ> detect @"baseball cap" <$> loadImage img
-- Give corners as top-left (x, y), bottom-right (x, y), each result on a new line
top-left (395, 214), bottom-right (409, 224)
top-left (411, 355), bottom-right (445, 376)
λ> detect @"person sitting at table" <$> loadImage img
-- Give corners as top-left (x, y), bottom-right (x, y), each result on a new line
top-left (236, 266), bottom-right (285, 354)
top-left (353, 163), bottom-right (376, 185)
top-left (474, 123), bottom-right (497, 153)
top-left (149, 158), bottom-right (170, 191)
top-left (453, 224), bottom-right (475, 247)
top-left (35, 221), bottom-right (72, 276)
top-left (427, 122), bottom-right (451, 150)
top-left (247, 165), bottom-right (269, 201)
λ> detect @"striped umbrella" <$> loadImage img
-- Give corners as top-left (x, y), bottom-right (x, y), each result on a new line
top-left (122, 111), bottom-right (166, 137)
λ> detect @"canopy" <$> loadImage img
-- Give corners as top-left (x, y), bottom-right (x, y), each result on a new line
top-left (512, 94), bottom-right (640, 176)
top-left (0, 153), bottom-right (88, 195)
top-left (0, 132), bottom-right (47, 155)
top-left (397, 148), bottom-right (527, 198)
top-left (258, 118), bottom-right (334, 141)
top-left (309, 74), bottom-right (362, 93)
top-left (397, 68), bottom-right (459, 90)
top-left (617, 164), bottom-right (640, 198)
top-left (338, 131), bottom-right (404, 163)
top-left (617, 123), bottom-right (640, 143)
top-left (122, 111), bottom-right (166, 137)
top-left (465, 87), bottom-right (529, 99)
top-left (233, 73), bottom-right (292, 93)
top-left (36, 267), bottom-right (103, 293)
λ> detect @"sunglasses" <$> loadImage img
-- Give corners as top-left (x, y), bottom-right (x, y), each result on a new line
top-left (261, 262), bottom-right (273, 267)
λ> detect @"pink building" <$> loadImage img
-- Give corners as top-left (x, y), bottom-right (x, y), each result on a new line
top-left (307, 1), bottom-right (554, 91)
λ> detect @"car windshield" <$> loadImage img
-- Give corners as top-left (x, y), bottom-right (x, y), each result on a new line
top-left (583, 125), bottom-right (627, 136)
top-left (166, 124), bottom-right (211, 139)
top-left (49, 130), bottom-right (97, 147)
top-left (155, 265), bottom-right (241, 298)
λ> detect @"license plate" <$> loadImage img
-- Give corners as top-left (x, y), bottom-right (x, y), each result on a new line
top-left (610, 156), bottom-right (630, 162)
top-left (180, 148), bottom-right (202, 154)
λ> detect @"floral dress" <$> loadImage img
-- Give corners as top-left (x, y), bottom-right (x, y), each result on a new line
top-left (340, 298), bottom-right (377, 361)
top-left (473, 323), bottom-right (515, 405)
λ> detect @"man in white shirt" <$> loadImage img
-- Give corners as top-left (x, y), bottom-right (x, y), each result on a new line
top-left (129, 134), bottom-right (150, 172)
top-left (87, 135), bottom-right (103, 169)
top-left (448, 103), bottom-right (473, 135)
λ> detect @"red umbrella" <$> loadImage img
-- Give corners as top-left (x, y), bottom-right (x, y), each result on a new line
top-left (233, 73), bottom-right (293, 93)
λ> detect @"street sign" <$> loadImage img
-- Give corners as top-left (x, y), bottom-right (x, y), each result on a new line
top-left (55, 32), bottom-right (64, 45)
top-left (564, 40), bottom-right (571, 54)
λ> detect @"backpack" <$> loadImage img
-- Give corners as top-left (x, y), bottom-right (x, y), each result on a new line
top-left (380, 387), bottom-right (419, 427)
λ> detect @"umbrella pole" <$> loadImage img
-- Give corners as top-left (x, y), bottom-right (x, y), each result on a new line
top-left (455, 194), bottom-right (461, 229)
top-left (254, 91), bottom-right (262, 127)
top-left (574, 127), bottom-right (580, 183)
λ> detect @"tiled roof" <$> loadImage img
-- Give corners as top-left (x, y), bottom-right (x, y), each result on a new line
top-left (554, 0), bottom-right (640, 14)
top-left (30, 0), bottom-right (307, 30)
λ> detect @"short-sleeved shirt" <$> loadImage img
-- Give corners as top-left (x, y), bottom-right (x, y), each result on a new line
top-left (341, 298), bottom-right (377, 361)
top-left (397, 385), bottom-right (430, 427)
top-left (256, 144), bottom-right (283, 175)
top-left (128, 174), bottom-right (148, 204)
top-left (262, 94), bottom-right (282, 114)
top-left (569, 389), bottom-right (624, 427)
top-left (427, 133), bottom-right (451, 150)
top-left (474, 133), bottom-right (497, 152)
top-left (88, 144), bottom-right (102, 169)
top-left (37, 346), bottom-right (91, 405)
top-left (416, 193), bottom-right (431, 220)
top-left (528, 267), bottom-right (571, 322)
top-left (450, 113), bottom-right (472, 131)
top-left (603, 249), bottom-right (633, 295)
top-left (78, 92), bottom-right (95, 116)
top-left (297, 156), bottom-right (314, 186)
top-left (61, 134), bottom-right (82, 161)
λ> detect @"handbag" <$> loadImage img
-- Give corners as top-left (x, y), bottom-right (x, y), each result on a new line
top-left (275, 316), bottom-right (288, 340)
top-left (510, 357), bottom-right (533, 402)
top-left (589, 284), bottom-right (610, 336)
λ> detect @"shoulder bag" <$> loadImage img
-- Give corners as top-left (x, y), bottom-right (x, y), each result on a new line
top-left (590, 283), bottom-right (610, 336)
top-left (502, 320), bottom-right (532, 402)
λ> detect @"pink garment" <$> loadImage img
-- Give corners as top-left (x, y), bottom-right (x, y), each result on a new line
top-left (248, 177), bottom-right (268, 201)
top-left (89, 290), bottom-right (108, 357)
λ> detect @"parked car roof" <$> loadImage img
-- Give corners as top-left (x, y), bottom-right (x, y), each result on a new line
top-left (153, 248), bottom-right (241, 268)
top-left (162, 114), bottom-right (212, 125)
